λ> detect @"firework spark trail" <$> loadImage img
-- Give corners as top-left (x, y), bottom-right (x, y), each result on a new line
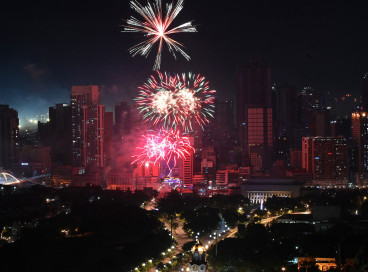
top-left (123, 0), bottom-right (196, 70)
top-left (135, 71), bottom-right (216, 132)
top-left (132, 129), bottom-right (194, 168)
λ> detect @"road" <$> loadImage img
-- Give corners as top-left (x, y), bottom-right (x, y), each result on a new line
top-left (143, 199), bottom-right (295, 271)
top-left (145, 199), bottom-right (192, 272)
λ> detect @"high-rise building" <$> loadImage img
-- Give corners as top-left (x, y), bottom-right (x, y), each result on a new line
top-left (298, 87), bottom-right (325, 137)
top-left (302, 137), bottom-right (348, 186)
top-left (191, 123), bottom-right (203, 174)
top-left (71, 86), bottom-right (104, 168)
top-left (237, 59), bottom-right (272, 171)
top-left (104, 112), bottom-right (113, 166)
top-left (351, 111), bottom-right (368, 185)
top-left (21, 145), bottom-right (51, 173)
top-left (273, 85), bottom-right (298, 137)
top-left (49, 103), bottom-right (72, 165)
top-left (272, 85), bottom-right (300, 164)
top-left (214, 98), bottom-right (237, 165)
top-left (363, 74), bottom-right (368, 110)
top-left (0, 105), bottom-right (20, 169)
top-left (247, 107), bottom-right (273, 172)
top-left (237, 60), bottom-right (272, 115)
top-left (216, 98), bottom-right (235, 135)
top-left (180, 137), bottom-right (194, 187)
top-left (201, 146), bottom-right (216, 178)
top-left (38, 121), bottom-right (51, 147)
top-left (182, 151), bottom-right (194, 187)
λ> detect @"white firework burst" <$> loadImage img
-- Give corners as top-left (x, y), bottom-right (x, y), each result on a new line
top-left (123, 0), bottom-right (197, 70)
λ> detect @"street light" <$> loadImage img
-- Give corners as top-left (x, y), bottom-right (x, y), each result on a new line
top-left (214, 229), bottom-right (219, 256)
top-left (282, 267), bottom-right (286, 271)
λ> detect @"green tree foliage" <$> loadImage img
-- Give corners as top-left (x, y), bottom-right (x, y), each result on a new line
top-left (0, 196), bottom-right (170, 272)
top-left (182, 207), bottom-right (220, 233)
top-left (156, 192), bottom-right (249, 234)
top-left (264, 196), bottom-right (303, 214)
top-left (182, 240), bottom-right (197, 252)
top-left (155, 190), bottom-right (184, 216)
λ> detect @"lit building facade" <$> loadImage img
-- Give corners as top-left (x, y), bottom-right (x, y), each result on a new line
top-left (182, 150), bottom-right (194, 187)
top-left (106, 169), bottom-right (134, 191)
top-left (201, 145), bottom-right (216, 178)
top-left (21, 145), bottom-right (51, 173)
top-left (302, 137), bottom-right (348, 186)
top-left (240, 178), bottom-right (301, 204)
top-left (237, 59), bottom-right (273, 170)
top-left (216, 170), bottom-right (229, 187)
top-left (352, 111), bottom-right (368, 185)
top-left (132, 162), bottom-right (160, 190)
top-left (181, 136), bottom-right (194, 187)
top-left (189, 241), bottom-right (207, 272)
top-left (71, 86), bottom-right (105, 168)
top-left (298, 257), bottom-right (337, 271)
top-left (104, 111), bottom-right (113, 166)
top-left (247, 107), bottom-right (273, 172)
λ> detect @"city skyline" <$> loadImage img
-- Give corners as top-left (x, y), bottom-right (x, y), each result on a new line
top-left (2, 0), bottom-right (368, 128)
top-left (2, 2), bottom-right (368, 271)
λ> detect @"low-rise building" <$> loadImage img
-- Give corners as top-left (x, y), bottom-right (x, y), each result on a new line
top-left (240, 178), bottom-right (302, 204)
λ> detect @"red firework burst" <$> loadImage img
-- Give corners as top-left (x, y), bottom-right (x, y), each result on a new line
top-left (132, 129), bottom-right (194, 167)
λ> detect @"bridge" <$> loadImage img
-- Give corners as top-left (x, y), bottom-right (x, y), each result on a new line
top-left (0, 172), bottom-right (50, 186)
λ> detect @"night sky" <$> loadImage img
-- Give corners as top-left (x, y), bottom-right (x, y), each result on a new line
top-left (2, 0), bottom-right (368, 128)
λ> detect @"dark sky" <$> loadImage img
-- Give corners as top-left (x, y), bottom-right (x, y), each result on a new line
top-left (2, 0), bottom-right (368, 127)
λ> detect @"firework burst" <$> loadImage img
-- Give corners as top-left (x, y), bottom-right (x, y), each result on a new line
top-left (123, 0), bottom-right (196, 70)
top-left (132, 129), bottom-right (194, 168)
top-left (136, 71), bottom-right (216, 132)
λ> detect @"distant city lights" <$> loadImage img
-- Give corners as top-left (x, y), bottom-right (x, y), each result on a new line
top-left (19, 112), bottom-right (50, 130)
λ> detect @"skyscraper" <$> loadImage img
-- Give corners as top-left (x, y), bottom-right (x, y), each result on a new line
top-left (0, 105), bottom-right (19, 170)
top-left (272, 84), bottom-right (304, 153)
top-left (247, 107), bottom-right (273, 172)
top-left (180, 136), bottom-right (194, 187)
top-left (216, 98), bottom-right (235, 135)
top-left (213, 98), bottom-right (237, 165)
top-left (363, 74), bottom-right (368, 110)
top-left (237, 59), bottom-right (273, 172)
top-left (351, 111), bottom-right (368, 185)
top-left (302, 137), bottom-right (348, 186)
top-left (104, 111), bottom-right (113, 166)
top-left (49, 103), bottom-right (72, 165)
top-left (273, 85), bottom-right (298, 137)
top-left (299, 87), bottom-right (325, 137)
top-left (71, 86), bottom-right (104, 168)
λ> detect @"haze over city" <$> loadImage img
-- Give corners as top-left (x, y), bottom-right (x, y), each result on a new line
top-left (2, 0), bottom-right (368, 128)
